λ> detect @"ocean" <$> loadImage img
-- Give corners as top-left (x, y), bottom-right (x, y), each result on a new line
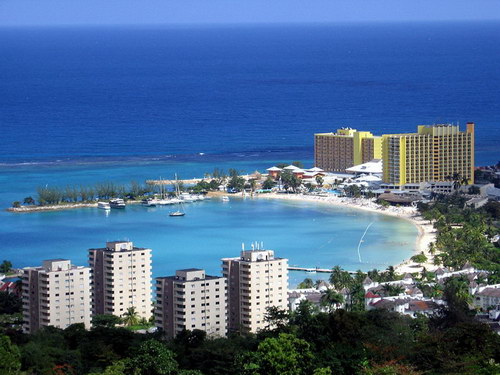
top-left (0, 22), bottom-right (498, 284)
top-left (0, 22), bottom-right (499, 167)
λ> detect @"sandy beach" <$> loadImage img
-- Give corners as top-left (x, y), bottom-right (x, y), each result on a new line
top-left (256, 192), bottom-right (437, 274)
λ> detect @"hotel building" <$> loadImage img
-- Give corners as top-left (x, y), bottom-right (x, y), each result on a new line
top-left (89, 241), bottom-right (152, 320)
top-left (222, 246), bottom-right (288, 334)
top-left (22, 259), bottom-right (92, 333)
top-left (154, 269), bottom-right (227, 338)
top-left (314, 128), bottom-right (382, 172)
top-left (382, 123), bottom-right (474, 187)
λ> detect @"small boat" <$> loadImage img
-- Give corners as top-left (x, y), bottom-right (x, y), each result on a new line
top-left (222, 196), bottom-right (230, 202)
top-left (98, 202), bottom-right (110, 210)
top-left (180, 193), bottom-right (195, 202)
top-left (169, 173), bottom-right (186, 217)
top-left (141, 198), bottom-right (157, 207)
top-left (109, 198), bottom-right (126, 209)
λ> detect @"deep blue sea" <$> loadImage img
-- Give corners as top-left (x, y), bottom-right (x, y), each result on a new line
top-left (0, 22), bottom-right (498, 285)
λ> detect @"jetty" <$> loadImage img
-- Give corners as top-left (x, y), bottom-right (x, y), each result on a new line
top-left (288, 266), bottom-right (358, 275)
top-left (288, 266), bottom-right (333, 273)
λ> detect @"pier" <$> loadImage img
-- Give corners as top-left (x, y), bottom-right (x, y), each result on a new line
top-left (288, 266), bottom-right (333, 273)
top-left (288, 266), bottom-right (357, 275)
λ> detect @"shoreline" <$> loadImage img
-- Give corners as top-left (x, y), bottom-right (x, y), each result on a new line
top-left (255, 193), bottom-right (437, 274)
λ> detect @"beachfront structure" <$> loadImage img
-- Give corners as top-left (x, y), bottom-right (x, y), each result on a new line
top-left (314, 128), bottom-right (382, 172)
top-left (222, 246), bottom-right (288, 333)
top-left (89, 241), bottom-right (152, 320)
top-left (382, 123), bottom-right (475, 187)
top-left (21, 259), bottom-right (92, 333)
top-left (154, 269), bottom-right (227, 338)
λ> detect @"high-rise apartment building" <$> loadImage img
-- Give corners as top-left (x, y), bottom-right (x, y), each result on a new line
top-left (382, 123), bottom-right (474, 187)
top-left (222, 246), bottom-right (288, 334)
top-left (89, 241), bottom-right (152, 319)
top-left (154, 269), bottom-right (227, 338)
top-left (22, 259), bottom-right (92, 333)
top-left (314, 128), bottom-right (382, 172)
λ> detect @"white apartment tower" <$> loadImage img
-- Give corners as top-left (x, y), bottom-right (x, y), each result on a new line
top-left (222, 245), bottom-right (288, 333)
top-left (155, 268), bottom-right (227, 338)
top-left (22, 259), bottom-right (92, 333)
top-left (89, 241), bottom-right (152, 320)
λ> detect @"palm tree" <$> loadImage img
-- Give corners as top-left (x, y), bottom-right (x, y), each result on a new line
top-left (382, 284), bottom-right (405, 297)
top-left (122, 306), bottom-right (139, 327)
top-left (385, 266), bottom-right (396, 281)
top-left (329, 266), bottom-right (352, 290)
top-left (321, 289), bottom-right (345, 312)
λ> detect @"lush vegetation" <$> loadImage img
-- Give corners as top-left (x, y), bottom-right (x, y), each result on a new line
top-left (417, 194), bottom-right (500, 278)
top-left (1, 286), bottom-right (499, 375)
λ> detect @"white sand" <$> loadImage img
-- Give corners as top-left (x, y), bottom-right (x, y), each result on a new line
top-left (256, 193), bottom-right (437, 274)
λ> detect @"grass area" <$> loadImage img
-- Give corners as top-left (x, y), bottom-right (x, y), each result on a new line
top-left (125, 324), bottom-right (154, 331)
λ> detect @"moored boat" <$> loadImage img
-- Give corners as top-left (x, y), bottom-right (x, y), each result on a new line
top-left (109, 198), bottom-right (126, 209)
top-left (97, 202), bottom-right (110, 210)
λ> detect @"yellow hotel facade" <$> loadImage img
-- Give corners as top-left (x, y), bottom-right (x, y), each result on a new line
top-left (382, 123), bottom-right (474, 187)
top-left (314, 122), bottom-right (475, 187)
top-left (314, 128), bottom-right (382, 172)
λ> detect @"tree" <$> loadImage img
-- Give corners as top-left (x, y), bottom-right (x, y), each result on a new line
top-left (92, 314), bottom-right (122, 328)
top-left (128, 339), bottom-right (179, 375)
top-left (344, 185), bottom-right (361, 198)
top-left (291, 161), bottom-right (304, 168)
top-left (11, 201), bottom-right (21, 208)
top-left (88, 360), bottom-right (127, 375)
top-left (0, 334), bottom-right (21, 375)
top-left (329, 266), bottom-right (353, 290)
top-left (264, 307), bottom-right (290, 331)
top-left (297, 278), bottom-right (314, 289)
top-left (385, 266), bottom-right (396, 281)
top-left (410, 253), bottom-right (428, 264)
top-left (0, 261), bottom-right (12, 274)
top-left (280, 171), bottom-right (301, 193)
top-left (320, 289), bottom-right (345, 312)
top-left (227, 169), bottom-right (245, 192)
top-left (23, 196), bottom-right (35, 205)
top-left (382, 284), bottom-right (405, 297)
top-left (243, 333), bottom-right (313, 375)
top-left (0, 291), bottom-right (22, 314)
top-left (262, 177), bottom-right (276, 190)
top-left (122, 307), bottom-right (139, 327)
top-left (315, 176), bottom-right (324, 187)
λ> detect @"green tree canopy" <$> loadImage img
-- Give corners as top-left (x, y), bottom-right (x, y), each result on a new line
top-left (244, 333), bottom-right (313, 375)
top-left (0, 334), bottom-right (21, 375)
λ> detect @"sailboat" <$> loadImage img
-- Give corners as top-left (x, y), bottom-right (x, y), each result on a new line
top-left (169, 174), bottom-right (185, 217)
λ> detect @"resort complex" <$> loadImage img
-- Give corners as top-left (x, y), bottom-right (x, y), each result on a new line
top-left (3, 121), bottom-right (500, 374)
top-left (314, 128), bottom-right (382, 172)
top-left (314, 123), bottom-right (475, 188)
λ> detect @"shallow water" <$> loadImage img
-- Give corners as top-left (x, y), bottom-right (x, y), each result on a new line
top-left (0, 196), bottom-right (417, 287)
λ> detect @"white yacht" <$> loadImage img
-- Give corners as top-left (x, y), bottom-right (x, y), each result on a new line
top-left (222, 196), bottom-right (230, 202)
top-left (109, 198), bottom-right (126, 209)
top-left (98, 202), bottom-right (110, 210)
top-left (141, 198), bottom-right (158, 207)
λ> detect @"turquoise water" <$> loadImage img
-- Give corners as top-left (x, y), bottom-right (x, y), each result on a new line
top-left (1, 196), bottom-right (417, 286)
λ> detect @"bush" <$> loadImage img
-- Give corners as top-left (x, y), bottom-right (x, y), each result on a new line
top-left (411, 254), bottom-right (428, 263)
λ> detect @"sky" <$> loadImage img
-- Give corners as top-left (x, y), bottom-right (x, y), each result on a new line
top-left (0, 0), bottom-right (500, 26)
